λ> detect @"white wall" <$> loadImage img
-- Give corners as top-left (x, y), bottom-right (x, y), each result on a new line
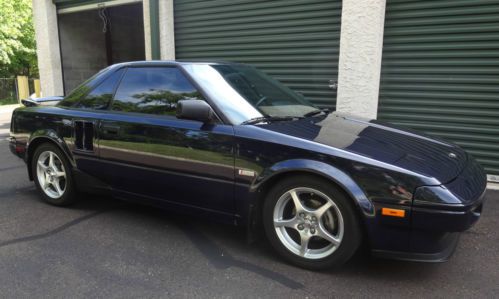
top-left (336, 0), bottom-right (386, 119)
top-left (32, 0), bottom-right (64, 96)
top-left (159, 0), bottom-right (175, 60)
top-left (143, 0), bottom-right (152, 60)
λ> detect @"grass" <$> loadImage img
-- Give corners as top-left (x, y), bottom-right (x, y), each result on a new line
top-left (0, 98), bottom-right (17, 106)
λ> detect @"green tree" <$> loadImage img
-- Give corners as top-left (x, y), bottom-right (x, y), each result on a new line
top-left (0, 0), bottom-right (37, 77)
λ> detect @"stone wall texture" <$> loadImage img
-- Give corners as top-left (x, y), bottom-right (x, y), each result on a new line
top-left (336, 0), bottom-right (386, 119)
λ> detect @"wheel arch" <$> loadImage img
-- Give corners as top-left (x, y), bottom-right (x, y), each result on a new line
top-left (26, 131), bottom-right (75, 181)
top-left (245, 159), bottom-right (375, 241)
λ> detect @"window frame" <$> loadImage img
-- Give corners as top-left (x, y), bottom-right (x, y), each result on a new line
top-left (59, 63), bottom-right (227, 124)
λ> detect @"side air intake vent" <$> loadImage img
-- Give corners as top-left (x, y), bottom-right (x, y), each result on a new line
top-left (74, 120), bottom-right (94, 151)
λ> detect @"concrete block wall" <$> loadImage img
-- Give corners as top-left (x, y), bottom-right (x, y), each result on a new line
top-left (109, 4), bottom-right (146, 63)
top-left (59, 10), bottom-right (107, 94)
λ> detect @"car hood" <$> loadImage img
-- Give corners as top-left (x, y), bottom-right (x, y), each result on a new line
top-left (259, 112), bottom-right (467, 184)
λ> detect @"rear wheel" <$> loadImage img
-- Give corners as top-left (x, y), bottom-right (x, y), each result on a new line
top-left (263, 175), bottom-right (361, 270)
top-left (32, 143), bottom-right (78, 206)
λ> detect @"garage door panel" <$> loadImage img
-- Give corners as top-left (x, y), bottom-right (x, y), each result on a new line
top-left (381, 83), bottom-right (499, 93)
top-left (382, 58), bottom-right (499, 67)
top-left (386, 0), bottom-right (497, 11)
top-left (383, 73), bottom-right (499, 82)
top-left (393, 122), bottom-right (498, 135)
top-left (175, 26), bottom-right (339, 40)
top-left (175, 0), bottom-right (339, 16)
top-left (176, 33), bottom-right (339, 46)
top-left (177, 48), bottom-right (338, 58)
top-left (175, 19), bottom-right (338, 35)
top-left (176, 10), bottom-right (338, 28)
top-left (176, 40), bottom-right (338, 52)
top-left (385, 22), bottom-right (499, 36)
top-left (382, 100), bottom-right (499, 111)
top-left (380, 90), bottom-right (498, 101)
top-left (379, 3), bottom-right (499, 176)
top-left (175, 0), bottom-right (341, 108)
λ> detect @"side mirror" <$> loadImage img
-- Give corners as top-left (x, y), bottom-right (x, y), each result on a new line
top-left (176, 99), bottom-right (216, 123)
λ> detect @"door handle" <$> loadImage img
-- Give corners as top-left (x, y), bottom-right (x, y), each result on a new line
top-left (102, 124), bottom-right (120, 135)
top-left (328, 80), bottom-right (338, 90)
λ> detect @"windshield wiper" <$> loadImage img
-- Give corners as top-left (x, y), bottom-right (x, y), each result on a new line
top-left (303, 108), bottom-right (330, 118)
top-left (241, 115), bottom-right (298, 125)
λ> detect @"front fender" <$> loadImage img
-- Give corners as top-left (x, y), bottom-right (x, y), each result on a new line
top-left (254, 159), bottom-right (375, 217)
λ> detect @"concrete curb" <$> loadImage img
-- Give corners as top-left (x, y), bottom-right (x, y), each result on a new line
top-left (487, 183), bottom-right (499, 191)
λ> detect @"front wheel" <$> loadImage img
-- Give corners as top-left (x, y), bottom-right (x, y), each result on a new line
top-left (263, 176), bottom-right (361, 270)
top-left (32, 143), bottom-right (78, 206)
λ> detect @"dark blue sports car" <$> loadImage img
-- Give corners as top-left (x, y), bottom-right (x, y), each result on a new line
top-left (9, 61), bottom-right (487, 269)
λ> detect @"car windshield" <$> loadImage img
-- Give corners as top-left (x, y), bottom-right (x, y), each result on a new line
top-left (182, 63), bottom-right (319, 124)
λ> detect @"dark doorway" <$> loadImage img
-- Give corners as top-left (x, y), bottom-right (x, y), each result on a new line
top-left (58, 3), bottom-right (145, 94)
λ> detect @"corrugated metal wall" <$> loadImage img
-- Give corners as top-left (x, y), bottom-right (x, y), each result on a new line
top-left (174, 0), bottom-right (342, 108)
top-left (378, 0), bottom-right (499, 175)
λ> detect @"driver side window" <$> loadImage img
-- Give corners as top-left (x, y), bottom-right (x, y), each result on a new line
top-left (111, 67), bottom-right (204, 115)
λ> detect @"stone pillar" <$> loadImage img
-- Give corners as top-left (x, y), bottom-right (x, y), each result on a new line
top-left (143, 0), bottom-right (152, 60)
top-left (159, 0), bottom-right (175, 60)
top-left (32, 0), bottom-right (64, 96)
top-left (336, 0), bottom-right (386, 119)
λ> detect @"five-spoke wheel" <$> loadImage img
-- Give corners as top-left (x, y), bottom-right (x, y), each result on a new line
top-left (264, 175), bottom-right (361, 270)
top-left (273, 187), bottom-right (344, 259)
top-left (32, 143), bottom-right (78, 206)
top-left (36, 151), bottom-right (67, 199)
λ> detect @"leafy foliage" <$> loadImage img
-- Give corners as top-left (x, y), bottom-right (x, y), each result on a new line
top-left (112, 90), bottom-right (203, 115)
top-left (0, 0), bottom-right (38, 77)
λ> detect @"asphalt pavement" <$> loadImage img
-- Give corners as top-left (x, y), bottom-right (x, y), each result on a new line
top-left (0, 107), bottom-right (498, 298)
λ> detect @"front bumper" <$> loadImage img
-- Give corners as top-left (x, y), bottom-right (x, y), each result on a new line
top-left (412, 189), bottom-right (486, 232)
top-left (372, 232), bottom-right (460, 263)
top-left (372, 154), bottom-right (487, 262)
top-left (412, 154), bottom-right (487, 233)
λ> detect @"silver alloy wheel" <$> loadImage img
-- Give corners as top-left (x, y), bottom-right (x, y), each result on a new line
top-left (36, 151), bottom-right (67, 199)
top-left (273, 187), bottom-right (344, 259)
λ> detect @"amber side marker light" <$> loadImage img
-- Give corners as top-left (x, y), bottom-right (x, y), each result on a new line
top-left (381, 208), bottom-right (406, 218)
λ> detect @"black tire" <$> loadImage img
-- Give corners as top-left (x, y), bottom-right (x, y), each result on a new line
top-left (31, 143), bottom-right (78, 206)
top-left (263, 175), bottom-right (362, 270)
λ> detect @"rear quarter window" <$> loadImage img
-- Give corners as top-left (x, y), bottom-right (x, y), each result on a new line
top-left (59, 68), bottom-right (124, 109)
